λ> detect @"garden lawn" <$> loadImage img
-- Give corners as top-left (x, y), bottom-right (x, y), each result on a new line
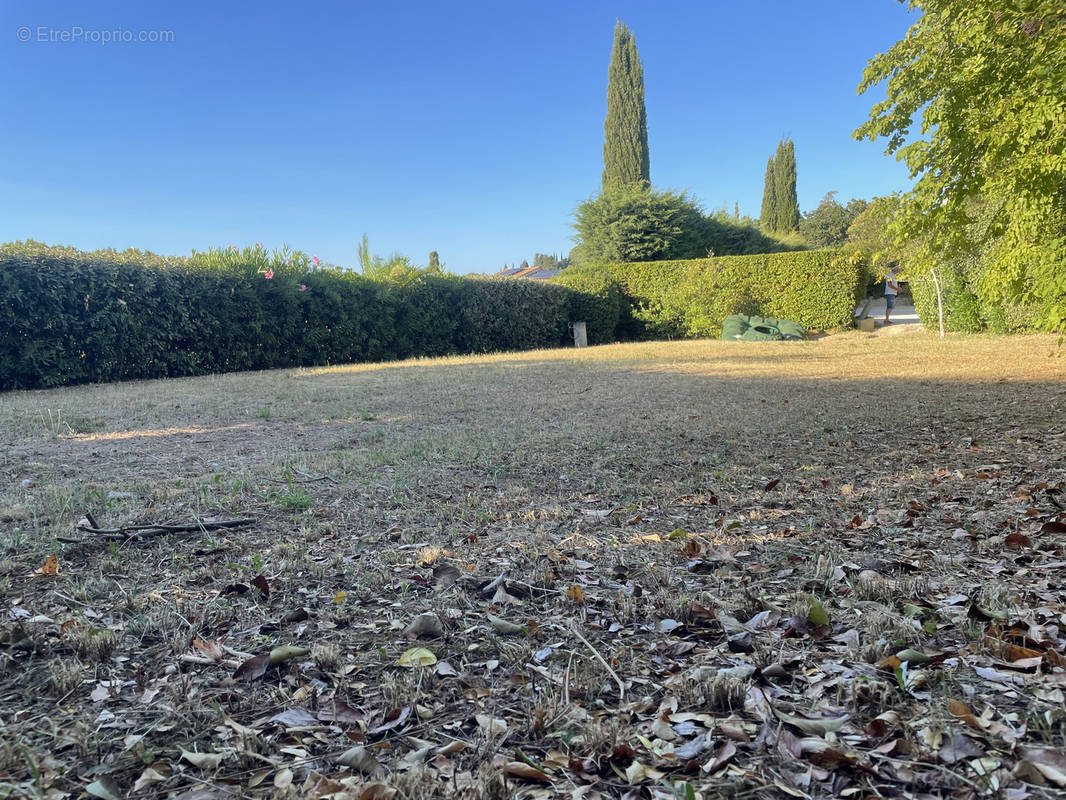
top-left (1, 330), bottom-right (1065, 799)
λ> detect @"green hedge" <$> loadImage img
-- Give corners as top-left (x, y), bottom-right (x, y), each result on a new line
top-left (0, 242), bottom-right (597, 390)
top-left (596, 249), bottom-right (867, 339)
top-left (552, 268), bottom-right (624, 344)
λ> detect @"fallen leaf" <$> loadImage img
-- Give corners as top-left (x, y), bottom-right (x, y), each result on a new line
top-left (268, 645), bottom-right (308, 664)
top-left (1005, 532), bottom-right (1032, 549)
top-left (273, 768), bottom-right (293, 791)
top-left (180, 749), bottom-right (224, 770)
top-left (251, 573), bottom-right (271, 597)
top-left (270, 707), bottom-right (319, 728)
top-left (1017, 746), bottom-right (1066, 786)
top-left (335, 746), bottom-right (380, 775)
top-left (368, 706), bottom-right (411, 736)
top-left (233, 654), bottom-right (270, 681)
top-left (132, 765), bottom-right (170, 792)
top-left (566, 585), bottom-right (584, 603)
top-left (487, 614), bottom-right (524, 634)
top-left (318, 699), bottom-right (365, 725)
top-left (476, 713), bottom-right (508, 736)
top-left (503, 761), bottom-right (551, 783)
top-left (397, 647), bottom-right (437, 667)
top-left (359, 783), bottom-right (397, 800)
top-left (806, 595), bottom-right (829, 627)
top-left (85, 777), bottom-right (123, 800)
top-left (939, 733), bottom-right (984, 764)
top-left (37, 554), bottom-right (60, 575)
top-left (764, 479), bottom-right (781, 492)
top-left (433, 563), bottom-right (461, 589)
top-left (404, 612), bottom-right (443, 638)
top-left (772, 706), bottom-right (850, 736)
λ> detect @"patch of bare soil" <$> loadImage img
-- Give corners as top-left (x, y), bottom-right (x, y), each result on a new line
top-left (1, 334), bottom-right (1065, 799)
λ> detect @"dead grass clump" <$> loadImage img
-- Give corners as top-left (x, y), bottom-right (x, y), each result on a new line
top-left (72, 628), bottom-right (120, 662)
top-left (47, 658), bottom-right (83, 696)
top-left (312, 643), bottom-right (342, 672)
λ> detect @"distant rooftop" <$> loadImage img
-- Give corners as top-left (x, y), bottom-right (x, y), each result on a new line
top-left (494, 266), bottom-right (560, 280)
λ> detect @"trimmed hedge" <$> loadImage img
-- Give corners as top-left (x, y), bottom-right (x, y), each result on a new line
top-left (597, 249), bottom-right (867, 339)
top-left (0, 242), bottom-right (595, 390)
top-left (552, 268), bottom-right (624, 344)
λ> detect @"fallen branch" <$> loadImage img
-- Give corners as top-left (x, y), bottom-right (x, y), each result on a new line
top-left (570, 622), bottom-right (626, 704)
top-left (57, 516), bottom-right (256, 544)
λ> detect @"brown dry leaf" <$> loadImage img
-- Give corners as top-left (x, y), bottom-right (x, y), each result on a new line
top-left (1016, 746), bottom-right (1066, 787)
top-left (865, 712), bottom-right (899, 738)
top-left (433, 563), bottom-right (461, 589)
top-left (318, 699), bottom-right (365, 726)
top-left (938, 733), bottom-right (984, 764)
top-left (359, 783), bottom-right (398, 800)
top-left (335, 746), bottom-right (380, 775)
top-left (251, 573), bottom-right (270, 597)
top-left (36, 554), bottom-right (60, 575)
top-left (193, 638), bottom-right (225, 662)
top-left (702, 741), bottom-right (736, 774)
top-left (1039, 521), bottom-right (1066, 534)
top-left (180, 749), bottom-right (225, 770)
top-left (948, 699), bottom-right (985, 731)
top-left (1004, 532), bottom-right (1032, 549)
top-left (368, 706), bottom-right (411, 736)
top-left (566, 585), bottom-right (584, 603)
top-left (503, 761), bottom-right (551, 784)
top-left (404, 613), bottom-right (443, 638)
top-left (233, 654), bottom-right (270, 681)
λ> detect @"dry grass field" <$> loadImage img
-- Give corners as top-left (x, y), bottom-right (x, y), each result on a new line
top-left (1, 329), bottom-right (1065, 799)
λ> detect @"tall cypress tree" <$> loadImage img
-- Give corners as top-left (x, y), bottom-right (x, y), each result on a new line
top-left (773, 139), bottom-right (800, 233)
top-left (602, 20), bottom-right (649, 192)
top-left (759, 155), bottom-right (777, 230)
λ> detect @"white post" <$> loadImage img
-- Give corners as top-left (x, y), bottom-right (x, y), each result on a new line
top-left (930, 269), bottom-right (945, 338)
top-left (572, 322), bottom-right (588, 348)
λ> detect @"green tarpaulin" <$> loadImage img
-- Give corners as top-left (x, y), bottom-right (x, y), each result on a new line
top-left (721, 314), bottom-right (806, 342)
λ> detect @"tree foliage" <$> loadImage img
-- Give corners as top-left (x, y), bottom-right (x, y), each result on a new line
top-left (773, 139), bottom-right (800, 233)
top-left (801, 192), bottom-right (866, 249)
top-left (759, 155), bottom-right (776, 230)
top-left (602, 20), bottom-right (650, 192)
top-left (572, 186), bottom-right (711, 265)
top-left (855, 0), bottom-right (1066, 329)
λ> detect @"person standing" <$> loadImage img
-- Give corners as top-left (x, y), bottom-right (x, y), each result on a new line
top-left (884, 266), bottom-right (900, 325)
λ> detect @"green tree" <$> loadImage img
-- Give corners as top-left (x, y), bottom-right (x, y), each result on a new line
top-left (773, 139), bottom-right (800, 233)
top-left (572, 185), bottom-right (712, 265)
top-left (759, 155), bottom-right (776, 230)
top-left (855, 0), bottom-right (1066, 329)
top-left (602, 20), bottom-right (650, 192)
top-left (800, 191), bottom-right (863, 249)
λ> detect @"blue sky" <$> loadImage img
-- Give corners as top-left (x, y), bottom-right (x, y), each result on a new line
top-left (1, 1), bottom-right (916, 274)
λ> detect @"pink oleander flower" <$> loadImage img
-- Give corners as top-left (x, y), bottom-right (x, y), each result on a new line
top-left (264, 269), bottom-right (274, 279)
top-left (255, 242), bottom-right (263, 249)
top-left (231, 245), bottom-right (238, 251)
top-left (312, 255), bottom-right (320, 266)
top-left (299, 284), bottom-right (307, 291)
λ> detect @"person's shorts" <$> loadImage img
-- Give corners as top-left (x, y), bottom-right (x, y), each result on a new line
top-left (885, 294), bottom-right (896, 309)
